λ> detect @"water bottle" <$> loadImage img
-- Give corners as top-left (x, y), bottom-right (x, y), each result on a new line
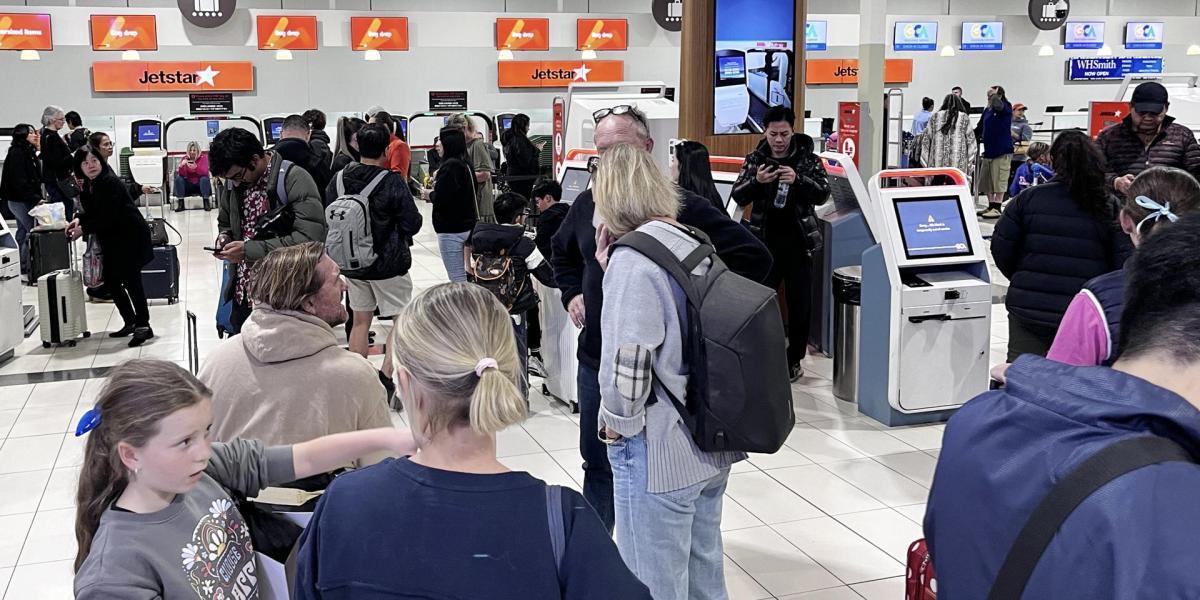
top-left (773, 182), bottom-right (790, 209)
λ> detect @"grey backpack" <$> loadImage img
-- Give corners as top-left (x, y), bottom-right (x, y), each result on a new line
top-left (326, 169), bottom-right (389, 275)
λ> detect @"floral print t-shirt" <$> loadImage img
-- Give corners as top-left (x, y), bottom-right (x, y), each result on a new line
top-left (235, 174), bottom-right (272, 304)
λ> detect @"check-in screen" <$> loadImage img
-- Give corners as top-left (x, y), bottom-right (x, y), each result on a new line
top-left (893, 197), bottom-right (972, 259)
top-left (560, 167), bottom-right (591, 204)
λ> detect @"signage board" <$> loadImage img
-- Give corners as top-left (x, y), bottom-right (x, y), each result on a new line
top-left (350, 17), bottom-right (408, 51)
top-left (1124, 22), bottom-right (1163, 50)
top-left (1063, 21), bottom-right (1103, 49)
top-left (805, 21), bottom-right (827, 51)
top-left (0, 13), bottom-right (52, 50)
top-left (1029, 0), bottom-right (1070, 31)
top-left (1089, 101), bottom-right (1128, 139)
top-left (893, 21), bottom-right (937, 51)
top-left (429, 91), bottom-right (468, 111)
top-left (806, 59), bottom-right (914, 85)
top-left (256, 15), bottom-right (317, 50)
top-left (91, 15), bottom-right (157, 51)
top-left (961, 22), bottom-right (1003, 51)
top-left (189, 92), bottom-right (233, 115)
top-left (577, 18), bottom-right (627, 51)
top-left (496, 17), bottom-right (549, 51)
top-left (1067, 56), bottom-right (1163, 81)
top-left (838, 102), bottom-right (861, 167)
top-left (93, 61), bottom-right (254, 92)
top-left (180, 0), bottom-right (235, 28)
top-left (498, 60), bottom-right (623, 88)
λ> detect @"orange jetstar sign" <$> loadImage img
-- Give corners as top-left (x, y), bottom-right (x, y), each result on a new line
top-left (256, 15), bottom-right (317, 50)
top-left (805, 59), bottom-right (914, 85)
top-left (0, 13), bottom-right (52, 50)
top-left (498, 60), bottom-right (623, 89)
top-left (90, 15), bottom-right (157, 51)
top-left (350, 16), bottom-right (408, 51)
top-left (496, 17), bottom-right (549, 51)
top-left (92, 61), bottom-right (254, 93)
top-left (577, 19), bottom-right (628, 51)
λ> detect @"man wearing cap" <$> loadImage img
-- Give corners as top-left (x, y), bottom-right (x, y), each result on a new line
top-left (1010, 104), bottom-right (1033, 143)
top-left (1097, 81), bottom-right (1200, 197)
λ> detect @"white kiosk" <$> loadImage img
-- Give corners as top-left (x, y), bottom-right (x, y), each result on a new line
top-left (127, 119), bottom-right (167, 214)
top-left (856, 168), bottom-right (992, 426)
top-left (559, 81), bottom-right (678, 176)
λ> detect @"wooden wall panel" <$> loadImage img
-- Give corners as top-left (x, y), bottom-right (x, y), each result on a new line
top-left (678, 0), bottom-right (807, 159)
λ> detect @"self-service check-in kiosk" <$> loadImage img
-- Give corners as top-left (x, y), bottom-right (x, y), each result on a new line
top-left (856, 168), bottom-right (992, 426)
top-left (128, 119), bottom-right (166, 213)
top-left (262, 116), bottom-right (286, 149)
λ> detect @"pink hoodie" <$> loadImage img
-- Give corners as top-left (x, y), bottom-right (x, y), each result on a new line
top-left (176, 153), bottom-right (209, 184)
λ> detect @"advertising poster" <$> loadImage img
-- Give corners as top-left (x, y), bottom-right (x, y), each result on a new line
top-left (1125, 22), bottom-right (1163, 50)
top-left (1067, 57), bottom-right (1163, 81)
top-left (256, 15), bottom-right (318, 51)
top-left (90, 15), bottom-right (157, 51)
top-left (577, 19), bottom-right (627, 51)
top-left (712, 0), bottom-right (796, 135)
top-left (350, 17), bottom-right (408, 51)
top-left (1063, 21), bottom-right (1104, 49)
top-left (0, 13), bottom-right (52, 50)
top-left (805, 21), bottom-right (827, 51)
top-left (1089, 101), bottom-right (1129, 139)
top-left (496, 18), bottom-right (549, 51)
top-left (960, 22), bottom-right (1003, 51)
top-left (838, 102), bottom-right (861, 167)
top-left (893, 22), bottom-right (937, 51)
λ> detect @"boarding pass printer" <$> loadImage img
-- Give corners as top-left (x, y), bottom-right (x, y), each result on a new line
top-left (855, 168), bottom-right (992, 426)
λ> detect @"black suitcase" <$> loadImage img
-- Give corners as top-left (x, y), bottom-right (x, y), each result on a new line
top-left (28, 229), bottom-right (70, 285)
top-left (142, 245), bottom-right (180, 303)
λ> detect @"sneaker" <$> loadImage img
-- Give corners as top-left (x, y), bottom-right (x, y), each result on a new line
top-left (528, 354), bottom-right (548, 379)
top-left (789, 363), bottom-right (805, 382)
top-left (128, 327), bottom-right (154, 347)
top-left (109, 324), bottom-right (136, 338)
top-left (979, 207), bottom-right (1002, 219)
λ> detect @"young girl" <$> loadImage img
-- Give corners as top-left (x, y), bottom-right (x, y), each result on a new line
top-left (73, 359), bottom-right (416, 599)
top-left (1046, 167), bottom-right (1200, 366)
top-left (1008, 141), bottom-right (1054, 198)
top-left (294, 283), bottom-right (650, 599)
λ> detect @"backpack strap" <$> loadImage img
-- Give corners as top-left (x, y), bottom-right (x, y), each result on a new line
top-left (987, 435), bottom-right (1195, 600)
top-left (335, 169), bottom-right (346, 198)
top-left (611, 231), bottom-right (703, 307)
top-left (272, 159), bottom-right (293, 207)
top-left (544, 485), bottom-right (566, 588)
top-left (360, 169), bottom-right (391, 199)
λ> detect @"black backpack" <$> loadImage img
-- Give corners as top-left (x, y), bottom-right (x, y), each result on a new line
top-left (613, 225), bottom-right (794, 453)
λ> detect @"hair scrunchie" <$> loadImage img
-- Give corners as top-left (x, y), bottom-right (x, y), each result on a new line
top-left (475, 358), bottom-right (498, 377)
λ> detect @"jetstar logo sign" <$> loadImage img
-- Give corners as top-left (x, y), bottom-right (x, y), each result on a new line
top-left (498, 60), bottom-right (623, 88)
top-left (93, 61), bottom-right (254, 92)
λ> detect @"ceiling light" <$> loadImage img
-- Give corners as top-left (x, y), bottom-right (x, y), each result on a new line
top-left (1188, 44), bottom-right (1200, 56)
top-left (498, 48), bottom-right (514, 61)
top-left (1097, 44), bottom-right (1113, 56)
top-left (19, 49), bottom-right (39, 61)
top-left (581, 49), bottom-right (597, 60)
top-left (1038, 44), bottom-right (1054, 57)
top-left (364, 49), bottom-right (382, 61)
top-left (939, 45), bottom-right (955, 57)
top-left (121, 49), bottom-right (140, 61)
top-left (275, 49), bottom-right (293, 61)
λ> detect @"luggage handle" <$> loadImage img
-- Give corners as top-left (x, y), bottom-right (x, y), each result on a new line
top-left (186, 311), bottom-right (199, 375)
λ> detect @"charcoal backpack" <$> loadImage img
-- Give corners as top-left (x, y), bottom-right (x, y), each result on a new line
top-left (612, 225), bottom-right (794, 453)
top-left (326, 168), bottom-right (388, 275)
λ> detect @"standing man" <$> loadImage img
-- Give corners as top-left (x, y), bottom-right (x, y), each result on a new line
top-left (1011, 103), bottom-right (1034, 144)
top-left (274, 114), bottom-right (333, 194)
top-left (551, 105), bottom-right (771, 532)
top-left (1098, 81), bottom-right (1200, 197)
top-left (732, 105), bottom-right (831, 382)
top-left (912, 97), bottom-right (935, 135)
top-left (977, 85), bottom-right (1014, 219)
top-left (952, 86), bottom-right (972, 111)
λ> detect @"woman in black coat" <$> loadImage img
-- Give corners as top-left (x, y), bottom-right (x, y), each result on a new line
top-left (426, 126), bottom-right (477, 283)
top-left (990, 130), bottom-right (1126, 361)
top-left (66, 146), bottom-right (155, 346)
top-left (0, 124), bottom-right (43, 274)
top-left (39, 106), bottom-right (76, 220)
top-left (499, 113), bottom-right (541, 199)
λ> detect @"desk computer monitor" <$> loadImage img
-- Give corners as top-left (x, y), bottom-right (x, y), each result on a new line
top-left (131, 122), bottom-right (162, 149)
top-left (560, 166), bottom-right (591, 204)
top-left (892, 196), bottom-right (973, 260)
top-left (1045, 105), bottom-right (1064, 113)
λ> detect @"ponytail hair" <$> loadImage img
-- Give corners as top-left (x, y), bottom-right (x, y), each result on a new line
top-left (390, 283), bottom-right (526, 438)
top-left (74, 360), bottom-right (211, 572)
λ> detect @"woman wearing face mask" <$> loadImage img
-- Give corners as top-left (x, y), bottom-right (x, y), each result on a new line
top-left (0, 124), bottom-right (42, 275)
top-left (66, 146), bottom-right (155, 346)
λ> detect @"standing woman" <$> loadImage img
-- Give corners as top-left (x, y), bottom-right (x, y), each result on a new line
top-left (917, 94), bottom-right (978, 184)
top-left (427, 127), bottom-right (477, 283)
top-left (331, 116), bottom-right (366, 175)
top-left (672, 140), bottom-right (725, 214)
top-left (66, 146), bottom-right (155, 346)
top-left (500, 113), bottom-right (541, 199)
top-left (40, 105), bottom-right (77, 220)
top-left (448, 113), bottom-right (496, 223)
top-left (0, 124), bottom-right (42, 275)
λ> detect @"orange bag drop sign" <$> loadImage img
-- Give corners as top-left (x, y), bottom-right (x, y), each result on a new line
top-left (496, 17), bottom-right (549, 51)
top-left (806, 59), bottom-right (914, 85)
top-left (1089, 101), bottom-right (1128, 139)
top-left (577, 19), bottom-right (628, 51)
top-left (256, 15), bottom-right (317, 51)
top-left (0, 13), bottom-right (52, 50)
top-left (350, 17), bottom-right (408, 51)
top-left (90, 15), bottom-right (158, 51)
top-left (93, 61), bottom-right (254, 93)
top-left (498, 60), bottom-right (623, 89)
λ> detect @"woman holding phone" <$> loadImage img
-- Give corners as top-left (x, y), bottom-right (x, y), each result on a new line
top-left (173, 141), bottom-right (213, 211)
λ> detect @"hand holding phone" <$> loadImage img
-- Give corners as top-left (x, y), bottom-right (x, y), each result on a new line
top-left (202, 245), bottom-right (222, 252)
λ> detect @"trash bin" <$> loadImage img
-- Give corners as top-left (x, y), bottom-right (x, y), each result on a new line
top-left (832, 266), bottom-right (862, 403)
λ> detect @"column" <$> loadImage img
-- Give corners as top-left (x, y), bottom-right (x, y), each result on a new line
top-left (856, 0), bottom-right (887, 180)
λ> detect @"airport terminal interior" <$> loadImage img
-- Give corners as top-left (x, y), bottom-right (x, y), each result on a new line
top-left (1, 0), bottom-right (1199, 598)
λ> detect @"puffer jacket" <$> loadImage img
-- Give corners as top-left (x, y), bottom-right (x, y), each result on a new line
top-left (309, 129), bottom-right (333, 171)
top-left (216, 152), bottom-right (328, 264)
top-left (990, 180), bottom-right (1126, 329)
top-left (324, 162), bottom-right (422, 280)
top-left (1097, 114), bottom-right (1200, 190)
top-left (0, 142), bottom-right (43, 206)
top-left (730, 134), bottom-right (830, 244)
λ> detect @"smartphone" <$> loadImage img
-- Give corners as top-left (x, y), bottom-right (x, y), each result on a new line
top-left (203, 246), bottom-right (222, 253)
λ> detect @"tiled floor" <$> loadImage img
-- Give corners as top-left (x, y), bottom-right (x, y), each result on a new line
top-left (0, 205), bottom-right (1012, 599)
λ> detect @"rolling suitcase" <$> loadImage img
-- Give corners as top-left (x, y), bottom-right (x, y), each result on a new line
top-left (28, 229), bottom-right (70, 285)
top-left (142, 245), bottom-right (180, 304)
top-left (38, 266), bottom-right (90, 348)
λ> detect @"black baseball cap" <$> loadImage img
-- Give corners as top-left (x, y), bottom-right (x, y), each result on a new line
top-left (1131, 82), bottom-right (1169, 114)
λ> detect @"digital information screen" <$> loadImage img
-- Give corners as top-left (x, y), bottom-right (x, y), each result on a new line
top-left (1125, 22), bottom-right (1163, 50)
top-left (960, 22), bottom-right (1002, 51)
top-left (894, 22), bottom-right (937, 51)
top-left (269, 121), bottom-right (283, 141)
top-left (712, 0), bottom-right (795, 135)
top-left (136, 124), bottom-right (160, 145)
top-left (1064, 21), bottom-right (1104, 49)
top-left (560, 167), bottom-right (591, 204)
top-left (893, 197), bottom-right (973, 260)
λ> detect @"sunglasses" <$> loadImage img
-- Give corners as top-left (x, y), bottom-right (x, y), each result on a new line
top-left (592, 105), bottom-right (649, 130)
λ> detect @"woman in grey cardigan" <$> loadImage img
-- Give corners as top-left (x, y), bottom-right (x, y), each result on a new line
top-left (594, 144), bottom-right (745, 600)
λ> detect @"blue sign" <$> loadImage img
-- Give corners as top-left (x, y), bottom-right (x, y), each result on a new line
top-left (1064, 21), bottom-right (1104, 49)
top-left (961, 21), bottom-right (1003, 51)
top-left (894, 21), bottom-right (937, 51)
top-left (1125, 22), bottom-right (1163, 50)
top-left (805, 21), bottom-right (828, 51)
top-left (1067, 57), bottom-right (1164, 81)
top-left (206, 120), bottom-right (220, 138)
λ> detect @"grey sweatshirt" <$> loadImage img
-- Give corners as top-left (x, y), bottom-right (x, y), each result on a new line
top-left (74, 439), bottom-right (296, 599)
top-left (599, 221), bottom-right (745, 493)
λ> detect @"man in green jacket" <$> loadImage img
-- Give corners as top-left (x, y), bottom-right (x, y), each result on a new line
top-left (210, 127), bottom-right (327, 332)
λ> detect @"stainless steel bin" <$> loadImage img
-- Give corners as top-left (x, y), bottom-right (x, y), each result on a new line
top-left (832, 266), bottom-right (862, 403)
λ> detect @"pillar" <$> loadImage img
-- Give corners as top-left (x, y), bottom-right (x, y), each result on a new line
top-left (856, 0), bottom-right (887, 180)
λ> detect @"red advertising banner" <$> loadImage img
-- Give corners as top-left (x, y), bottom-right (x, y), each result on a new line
top-left (577, 18), bottom-right (628, 51)
top-left (93, 61), bottom-right (254, 92)
top-left (496, 17), bottom-right (549, 51)
top-left (498, 60), bottom-right (623, 89)
top-left (350, 16), bottom-right (408, 51)
top-left (256, 15), bottom-right (317, 50)
top-left (90, 15), bottom-right (158, 51)
top-left (0, 13), bottom-right (52, 50)
top-left (1089, 101), bottom-right (1128, 139)
top-left (552, 96), bottom-right (565, 173)
top-left (838, 102), bottom-right (861, 167)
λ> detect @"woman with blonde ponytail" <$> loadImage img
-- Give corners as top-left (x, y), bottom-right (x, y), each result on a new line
top-left (294, 283), bottom-right (650, 599)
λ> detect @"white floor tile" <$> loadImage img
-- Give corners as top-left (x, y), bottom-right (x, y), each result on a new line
top-left (778, 586), bottom-right (865, 600)
top-left (0, 434), bottom-right (63, 474)
top-left (720, 496), bottom-right (765, 532)
top-left (496, 425), bottom-right (544, 458)
top-left (746, 446), bottom-right (814, 471)
top-left (0, 385), bottom-right (33, 412)
top-left (769, 465), bottom-right (886, 516)
top-left (0, 471), bottom-right (50, 516)
top-left (17, 508), bottom-right (76, 565)
top-left (835, 509), bottom-right (923, 563)
top-left (519, 413), bottom-right (580, 452)
top-left (849, 576), bottom-right (906, 600)
top-left (807, 419), bottom-right (918, 458)
top-left (0, 566), bottom-right (11, 598)
top-left (24, 381), bottom-right (86, 408)
top-left (893, 504), bottom-right (926, 526)
top-left (773, 517), bottom-right (904, 584)
top-left (883, 425), bottom-right (944, 451)
top-left (54, 434), bottom-right (85, 469)
top-left (724, 555), bottom-right (773, 600)
top-left (784, 424), bottom-right (867, 464)
top-left (820, 459), bottom-right (930, 507)
top-left (8, 405), bottom-right (75, 439)
top-left (4, 559), bottom-right (74, 599)
top-left (722, 526), bottom-right (842, 596)
top-left (0, 411), bottom-right (18, 439)
top-left (726, 472), bottom-right (823, 525)
top-left (873, 452), bottom-right (938, 489)
top-left (39, 468), bottom-right (80, 512)
top-left (0, 513), bottom-right (33, 568)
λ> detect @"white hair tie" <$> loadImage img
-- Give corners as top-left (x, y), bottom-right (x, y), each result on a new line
top-left (475, 358), bottom-right (498, 377)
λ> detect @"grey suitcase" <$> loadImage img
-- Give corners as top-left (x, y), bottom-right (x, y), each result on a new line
top-left (38, 268), bottom-right (90, 347)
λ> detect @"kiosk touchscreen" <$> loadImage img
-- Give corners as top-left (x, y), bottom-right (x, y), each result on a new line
top-left (559, 164), bottom-right (592, 204)
top-left (127, 119), bottom-right (166, 193)
top-left (132, 122), bottom-right (162, 149)
top-left (263, 118), bottom-right (285, 147)
top-left (855, 168), bottom-right (992, 426)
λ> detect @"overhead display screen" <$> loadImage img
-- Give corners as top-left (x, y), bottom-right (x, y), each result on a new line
top-left (712, 0), bottom-right (796, 135)
top-left (90, 15), bottom-right (158, 51)
top-left (1063, 21), bottom-right (1104, 49)
top-left (1125, 22), bottom-right (1163, 50)
top-left (805, 21), bottom-right (827, 51)
top-left (960, 21), bottom-right (1002, 51)
top-left (0, 13), bottom-right (53, 50)
top-left (893, 197), bottom-right (973, 260)
top-left (894, 21), bottom-right (937, 51)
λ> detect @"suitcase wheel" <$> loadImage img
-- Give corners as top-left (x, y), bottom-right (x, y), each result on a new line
top-left (82, 331), bottom-right (91, 338)
top-left (169, 297), bottom-right (178, 305)
top-left (42, 342), bottom-right (50, 348)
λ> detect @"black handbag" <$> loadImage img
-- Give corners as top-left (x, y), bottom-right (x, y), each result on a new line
top-left (56, 177), bottom-right (81, 200)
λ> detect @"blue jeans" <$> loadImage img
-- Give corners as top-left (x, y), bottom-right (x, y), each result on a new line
top-left (578, 361), bottom-right (615, 532)
top-left (173, 173), bottom-right (212, 200)
top-left (608, 433), bottom-right (731, 600)
top-left (6, 201), bottom-right (34, 273)
top-left (437, 232), bottom-right (470, 283)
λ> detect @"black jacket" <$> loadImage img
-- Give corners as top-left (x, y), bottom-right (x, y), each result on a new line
top-left (39, 127), bottom-right (72, 184)
top-left (0, 142), bottom-right (43, 206)
top-left (731, 135), bottom-right (830, 244)
top-left (501, 129), bottom-right (540, 196)
top-left (325, 163), bottom-right (422, 280)
top-left (331, 151), bottom-right (356, 176)
top-left (274, 137), bottom-right (333, 196)
top-left (309, 130), bottom-right (333, 172)
top-left (991, 181), bottom-right (1128, 329)
top-left (467, 223), bottom-right (554, 314)
top-left (534, 202), bottom-right (570, 280)
top-left (77, 169), bottom-right (153, 273)
top-left (1096, 115), bottom-right (1200, 191)
top-left (66, 127), bottom-right (91, 153)
top-left (430, 158), bottom-right (477, 234)
top-left (550, 188), bottom-right (773, 368)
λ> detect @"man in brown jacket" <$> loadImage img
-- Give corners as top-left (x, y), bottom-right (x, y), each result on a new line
top-left (1097, 81), bottom-right (1200, 197)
